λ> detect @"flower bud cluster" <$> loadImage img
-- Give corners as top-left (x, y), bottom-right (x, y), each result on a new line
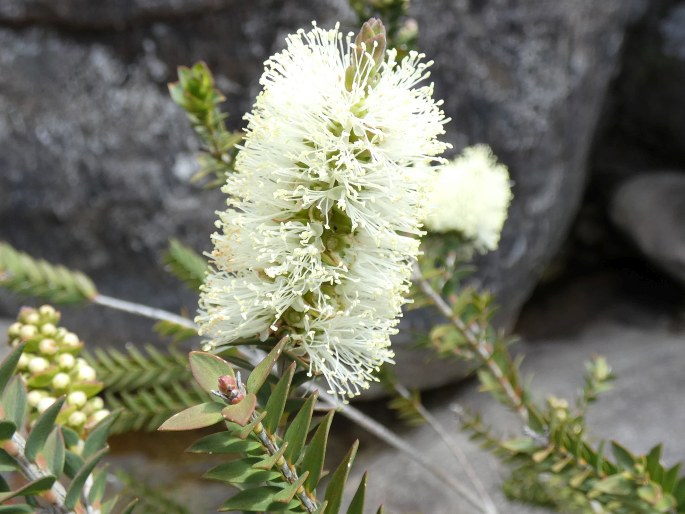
top-left (7, 305), bottom-right (110, 435)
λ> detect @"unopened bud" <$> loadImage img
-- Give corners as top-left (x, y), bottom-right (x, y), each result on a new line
top-left (41, 323), bottom-right (57, 336)
top-left (68, 411), bottom-right (87, 427)
top-left (76, 365), bottom-right (96, 382)
top-left (28, 357), bottom-right (49, 374)
top-left (52, 372), bottom-right (71, 390)
top-left (39, 338), bottom-right (58, 356)
top-left (8, 322), bottom-right (22, 338)
top-left (67, 391), bottom-right (88, 408)
top-left (19, 325), bottom-right (38, 340)
top-left (38, 305), bottom-right (57, 319)
top-left (354, 18), bottom-right (387, 69)
top-left (84, 397), bottom-right (104, 414)
top-left (57, 353), bottom-right (76, 370)
top-left (37, 396), bottom-right (57, 413)
top-left (21, 310), bottom-right (40, 326)
top-left (62, 332), bottom-right (80, 348)
top-left (27, 390), bottom-right (46, 407)
top-left (17, 353), bottom-right (30, 370)
top-left (89, 409), bottom-right (110, 425)
top-left (218, 375), bottom-right (237, 394)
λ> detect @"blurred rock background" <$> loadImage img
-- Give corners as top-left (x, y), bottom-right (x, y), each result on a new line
top-left (2, 0), bottom-right (685, 399)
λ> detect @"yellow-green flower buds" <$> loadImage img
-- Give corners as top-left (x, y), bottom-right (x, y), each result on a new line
top-left (68, 411), bottom-right (87, 427)
top-left (39, 338), bottom-right (58, 356)
top-left (20, 325), bottom-right (38, 340)
top-left (67, 391), bottom-right (88, 408)
top-left (36, 396), bottom-right (57, 414)
top-left (57, 353), bottom-right (76, 370)
top-left (52, 372), bottom-right (71, 390)
top-left (28, 356), bottom-right (49, 374)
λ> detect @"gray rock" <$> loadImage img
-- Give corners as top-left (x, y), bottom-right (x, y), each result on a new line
top-left (348, 320), bottom-right (685, 513)
top-left (610, 172), bottom-right (685, 286)
top-left (0, 1), bottom-right (648, 390)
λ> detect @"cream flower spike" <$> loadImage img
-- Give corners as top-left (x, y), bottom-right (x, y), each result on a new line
top-left (197, 20), bottom-right (450, 398)
top-left (424, 144), bottom-right (513, 253)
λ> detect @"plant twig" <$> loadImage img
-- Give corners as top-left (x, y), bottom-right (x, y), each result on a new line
top-left (314, 386), bottom-right (489, 513)
top-left (92, 294), bottom-right (196, 329)
top-left (412, 265), bottom-right (529, 424)
top-left (250, 413), bottom-right (318, 513)
top-left (393, 383), bottom-right (499, 514)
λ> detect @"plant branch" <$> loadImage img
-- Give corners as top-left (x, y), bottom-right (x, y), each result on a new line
top-left (92, 294), bottom-right (196, 329)
top-left (412, 265), bottom-right (529, 424)
top-left (250, 414), bottom-right (318, 513)
top-left (393, 383), bottom-right (499, 514)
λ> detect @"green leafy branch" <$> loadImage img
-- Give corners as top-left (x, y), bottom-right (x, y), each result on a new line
top-left (159, 341), bottom-right (378, 514)
top-left (169, 62), bottom-right (243, 188)
top-left (414, 266), bottom-right (685, 513)
top-left (163, 239), bottom-right (208, 292)
top-left (0, 242), bottom-right (97, 305)
top-left (0, 345), bottom-right (136, 513)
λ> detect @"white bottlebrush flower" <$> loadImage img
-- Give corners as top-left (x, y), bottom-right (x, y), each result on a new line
top-left (197, 20), bottom-right (449, 397)
top-left (424, 144), bottom-right (513, 252)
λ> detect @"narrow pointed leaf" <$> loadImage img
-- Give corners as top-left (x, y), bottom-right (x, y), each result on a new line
top-left (324, 441), bottom-right (359, 514)
top-left (611, 441), bottom-right (635, 470)
top-left (83, 411), bottom-right (118, 459)
top-left (238, 411), bottom-right (267, 440)
top-left (283, 393), bottom-right (317, 464)
top-left (263, 362), bottom-right (296, 433)
top-left (346, 472), bottom-right (367, 514)
top-left (204, 459), bottom-right (280, 484)
top-left (0, 476), bottom-right (55, 503)
top-left (43, 427), bottom-right (65, 477)
top-left (273, 472), bottom-right (308, 503)
top-left (219, 486), bottom-right (299, 512)
top-left (253, 442), bottom-right (287, 470)
top-left (302, 411), bottom-right (334, 491)
top-left (0, 449), bottom-right (17, 472)
top-left (158, 402), bottom-right (224, 431)
top-left (0, 421), bottom-right (16, 441)
top-left (25, 397), bottom-right (65, 462)
top-left (64, 450), bottom-right (84, 478)
top-left (1, 377), bottom-right (27, 428)
top-left (120, 499), bottom-right (138, 514)
top-left (187, 432), bottom-right (261, 454)
top-left (64, 448), bottom-right (108, 509)
top-left (189, 352), bottom-right (234, 394)
top-left (246, 336), bottom-right (289, 395)
top-left (221, 393), bottom-right (256, 426)
top-left (376, 506), bottom-right (385, 514)
top-left (0, 505), bottom-right (35, 513)
top-left (0, 346), bottom-right (24, 393)
top-left (87, 465), bottom-right (109, 504)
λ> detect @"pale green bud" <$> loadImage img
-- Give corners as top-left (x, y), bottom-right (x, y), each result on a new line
top-left (28, 357), bottom-right (49, 374)
top-left (8, 322), bottom-right (22, 338)
top-left (62, 332), bottom-right (80, 348)
top-left (89, 409), bottom-right (110, 425)
top-left (38, 338), bottom-right (58, 356)
top-left (20, 325), bottom-right (38, 340)
top-left (38, 305), bottom-right (57, 319)
top-left (67, 391), bottom-right (88, 408)
top-left (22, 311), bottom-right (40, 326)
top-left (40, 323), bottom-right (57, 336)
top-left (36, 396), bottom-right (56, 413)
top-left (57, 353), bottom-right (76, 370)
top-left (68, 411), bottom-right (87, 427)
top-left (84, 397), bottom-right (104, 414)
top-left (17, 353), bottom-right (30, 370)
top-left (76, 365), bottom-right (96, 382)
top-left (27, 390), bottom-right (46, 407)
top-left (52, 372), bottom-right (71, 390)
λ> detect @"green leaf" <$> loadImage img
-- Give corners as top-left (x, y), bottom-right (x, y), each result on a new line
top-left (187, 432), bottom-right (261, 454)
top-left (88, 465), bottom-right (109, 504)
top-left (0, 505), bottom-right (36, 513)
top-left (646, 444), bottom-right (663, 480)
top-left (42, 429), bottom-right (65, 477)
top-left (0, 421), bottom-right (16, 441)
top-left (0, 449), bottom-right (17, 472)
top-left (346, 472), bottom-right (367, 514)
top-left (1, 377), bottom-right (27, 428)
top-left (263, 362), bottom-right (296, 434)
top-left (158, 402), bottom-right (224, 431)
top-left (221, 394), bottom-right (257, 426)
top-left (25, 397), bottom-right (65, 462)
top-left (120, 499), bottom-right (139, 514)
top-left (0, 345), bottom-right (24, 393)
top-left (246, 337), bottom-right (289, 395)
top-left (218, 486), bottom-right (299, 512)
top-left (63, 450), bottom-right (84, 478)
top-left (273, 472), bottom-right (308, 503)
top-left (611, 441), bottom-right (636, 470)
top-left (82, 411), bottom-right (117, 459)
top-left (64, 448), bottom-right (108, 509)
top-left (204, 459), bottom-right (280, 484)
top-left (283, 393), bottom-right (317, 465)
top-left (592, 474), bottom-right (634, 496)
top-left (189, 352), bottom-right (234, 394)
top-left (301, 411), bottom-right (334, 492)
top-left (324, 441), bottom-right (359, 514)
top-left (0, 476), bottom-right (56, 503)
top-left (164, 239), bottom-right (208, 291)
